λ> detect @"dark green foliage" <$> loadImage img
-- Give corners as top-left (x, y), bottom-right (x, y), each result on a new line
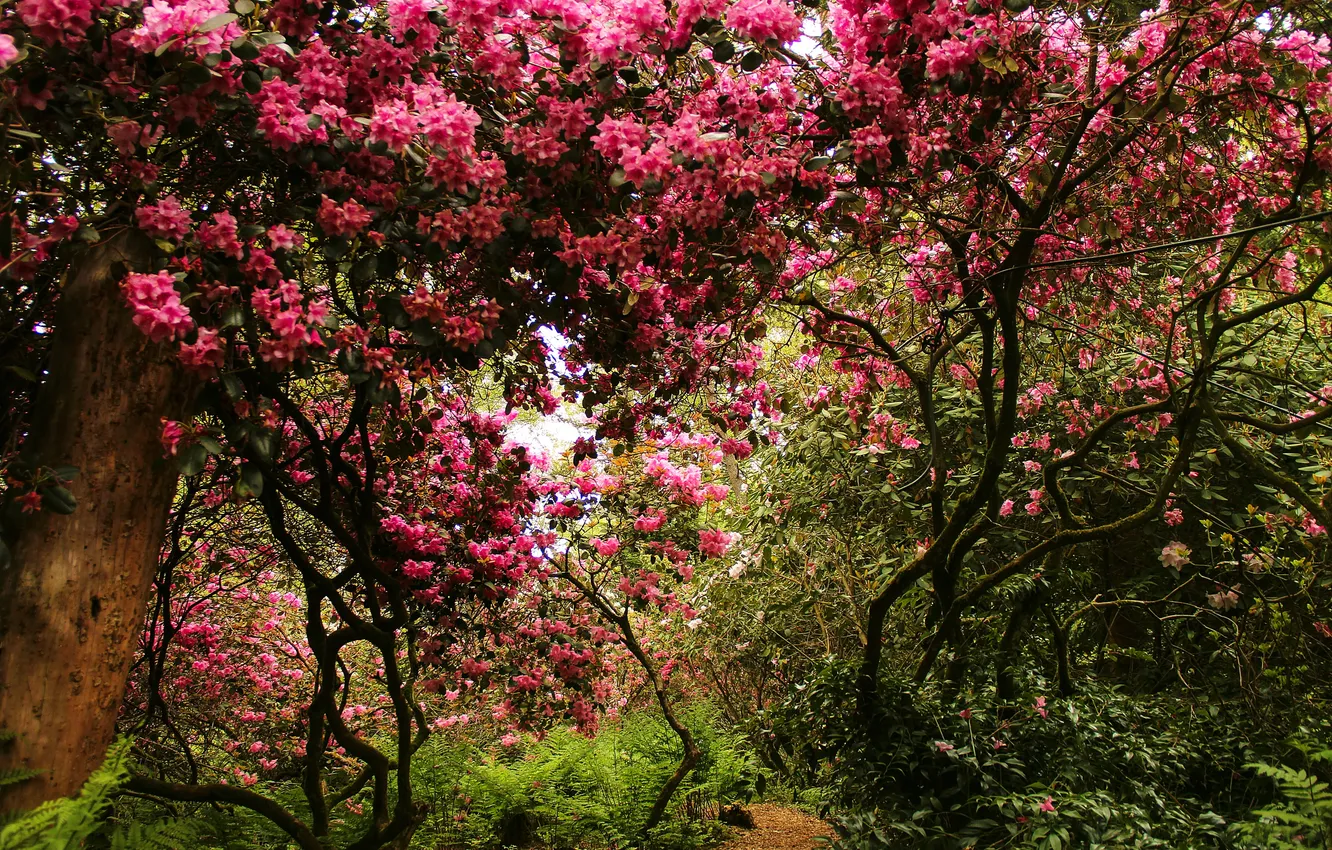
top-left (766, 659), bottom-right (1331, 849)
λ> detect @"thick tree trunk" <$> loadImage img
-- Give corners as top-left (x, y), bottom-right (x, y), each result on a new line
top-left (0, 230), bottom-right (193, 812)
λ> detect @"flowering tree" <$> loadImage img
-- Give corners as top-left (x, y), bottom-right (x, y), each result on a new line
top-left (0, 0), bottom-right (810, 819)
top-left (752, 0), bottom-right (1332, 715)
top-left (536, 434), bottom-right (741, 830)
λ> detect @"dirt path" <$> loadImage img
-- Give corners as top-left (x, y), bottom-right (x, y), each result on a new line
top-left (717, 804), bottom-right (831, 850)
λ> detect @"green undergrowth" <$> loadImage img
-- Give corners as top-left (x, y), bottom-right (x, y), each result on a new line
top-left (766, 659), bottom-right (1332, 850)
top-left (407, 701), bottom-right (764, 850)
top-left (7, 701), bottom-right (765, 850)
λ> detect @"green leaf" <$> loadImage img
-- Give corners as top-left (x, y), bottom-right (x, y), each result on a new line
top-left (234, 0), bottom-right (255, 12)
top-left (231, 37), bottom-right (261, 60)
top-left (40, 485), bottom-right (77, 515)
top-left (176, 444), bottom-right (208, 478)
top-left (236, 463), bottom-right (264, 498)
top-left (197, 12), bottom-right (237, 32)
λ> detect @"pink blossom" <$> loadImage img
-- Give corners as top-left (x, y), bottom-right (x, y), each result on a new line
top-left (198, 211), bottom-right (243, 258)
top-left (179, 328), bottom-right (225, 371)
top-left (1039, 797), bottom-right (1055, 813)
top-left (925, 38), bottom-right (977, 80)
top-left (591, 537), bottom-right (620, 557)
top-left (269, 225), bottom-right (304, 251)
top-left (369, 100), bottom-right (417, 152)
top-left (1159, 541), bottom-right (1191, 569)
top-left (698, 529), bottom-right (736, 558)
top-left (316, 196), bottom-right (373, 237)
top-left (725, 0), bottom-right (801, 44)
top-left (0, 34), bottom-right (21, 69)
top-left (634, 509), bottom-right (667, 532)
top-left (999, 499), bottom-right (1014, 517)
top-left (160, 419), bottom-right (187, 456)
top-left (420, 98), bottom-right (482, 153)
top-left (18, 0), bottom-right (97, 46)
top-left (135, 196), bottom-right (192, 241)
top-left (1025, 489), bottom-right (1043, 516)
top-left (122, 271), bottom-right (194, 342)
top-left (1207, 586), bottom-right (1241, 610)
top-left (131, 0), bottom-right (236, 54)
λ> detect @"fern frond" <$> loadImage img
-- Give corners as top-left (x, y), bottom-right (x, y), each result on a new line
top-left (0, 769), bottom-right (41, 789)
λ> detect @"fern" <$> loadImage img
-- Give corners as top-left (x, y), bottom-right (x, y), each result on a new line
top-left (0, 740), bottom-right (196, 850)
top-left (1234, 741), bottom-right (1332, 850)
top-left (0, 770), bottom-right (42, 790)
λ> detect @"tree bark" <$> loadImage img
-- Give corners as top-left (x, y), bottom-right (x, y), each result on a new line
top-left (0, 230), bottom-right (194, 812)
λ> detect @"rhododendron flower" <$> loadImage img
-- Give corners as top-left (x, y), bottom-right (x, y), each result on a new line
top-left (160, 419), bottom-right (187, 455)
top-left (698, 529), bottom-right (736, 558)
top-left (1034, 695), bottom-right (1048, 719)
top-left (268, 225), bottom-right (304, 251)
top-left (1025, 490), bottom-right (1043, 516)
top-left (1039, 797), bottom-right (1056, 813)
top-left (135, 196), bottom-right (192, 241)
top-left (0, 34), bottom-right (21, 69)
top-left (131, 0), bottom-right (236, 54)
top-left (18, 0), bottom-right (97, 45)
top-left (18, 490), bottom-right (43, 513)
top-left (1207, 586), bottom-right (1241, 610)
top-left (1160, 542), bottom-right (1191, 569)
top-left (316, 196), bottom-right (373, 236)
top-left (197, 211), bottom-right (243, 258)
top-left (634, 509), bottom-right (666, 532)
top-left (500, 732), bottom-right (521, 747)
top-left (179, 327), bottom-right (225, 371)
top-left (925, 37), bottom-right (978, 79)
top-left (935, 741), bottom-right (954, 752)
top-left (999, 499), bottom-right (1014, 517)
top-left (725, 0), bottom-right (800, 44)
top-left (720, 437), bottom-right (753, 460)
top-left (122, 271), bottom-right (193, 342)
top-left (590, 537), bottom-right (620, 557)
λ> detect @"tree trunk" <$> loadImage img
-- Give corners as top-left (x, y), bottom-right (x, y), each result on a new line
top-left (0, 230), bottom-right (193, 812)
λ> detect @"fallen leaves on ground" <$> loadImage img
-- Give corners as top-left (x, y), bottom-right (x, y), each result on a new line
top-left (717, 803), bottom-right (831, 850)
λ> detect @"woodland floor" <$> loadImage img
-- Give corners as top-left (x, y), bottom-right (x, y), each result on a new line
top-left (717, 804), bottom-right (831, 850)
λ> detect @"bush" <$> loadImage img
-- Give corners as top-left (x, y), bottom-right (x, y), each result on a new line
top-left (766, 659), bottom-right (1330, 849)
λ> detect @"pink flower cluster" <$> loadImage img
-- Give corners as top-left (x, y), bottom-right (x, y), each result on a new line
top-left (316, 196), bottom-right (373, 237)
top-left (725, 0), bottom-right (801, 45)
top-left (697, 528), bottom-right (736, 558)
top-left (18, 0), bottom-right (102, 46)
top-left (135, 196), bottom-right (193, 241)
top-left (122, 271), bottom-right (193, 343)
